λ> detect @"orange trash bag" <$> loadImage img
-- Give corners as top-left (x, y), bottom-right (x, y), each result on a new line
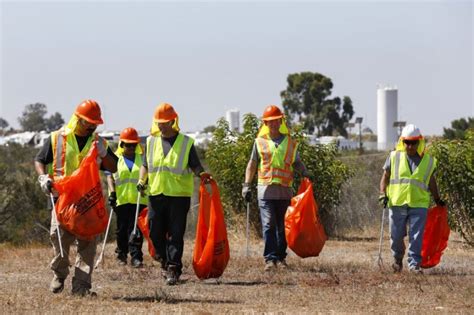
top-left (193, 179), bottom-right (230, 280)
top-left (137, 207), bottom-right (156, 259)
top-left (285, 178), bottom-right (327, 258)
top-left (421, 205), bottom-right (450, 268)
top-left (53, 144), bottom-right (107, 240)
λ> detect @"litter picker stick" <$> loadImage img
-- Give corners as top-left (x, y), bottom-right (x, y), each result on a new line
top-left (130, 194), bottom-right (141, 242)
top-left (50, 193), bottom-right (64, 258)
top-left (246, 202), bottom-right (250, 257)
top-left (94, 208), bottom-right (114, 269)
top-left (377, 206), bottom-right (386, 269)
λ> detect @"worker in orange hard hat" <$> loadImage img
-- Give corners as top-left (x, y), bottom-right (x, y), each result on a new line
top-left (242, 105), bottom-right (309, 272)
top-left (137, 102), bottom-right (212, 285)
top-left (105, 127), bottom-right (147, 268)
top-left (379, 123), bottom-right (444, 274)
top-left (34, 99), bottom-right (118, 296)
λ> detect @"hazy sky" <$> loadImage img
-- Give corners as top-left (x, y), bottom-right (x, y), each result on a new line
top-left (1, 0), bottom-right (472, 135)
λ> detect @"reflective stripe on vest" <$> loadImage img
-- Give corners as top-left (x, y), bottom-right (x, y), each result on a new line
top-left (146, 133), bottom-right (194, 197)
top-left (387, 151), bottom-right (436, 208)
top-left (50, 130), bottom-right (103, 179)
top-left (113, 155), bottom-right (147, 206)
top-left (256, 135), bottom-right (297, 187)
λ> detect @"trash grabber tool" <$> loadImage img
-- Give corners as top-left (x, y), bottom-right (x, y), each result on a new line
top-left (129, 194), bottom-right (141, 243)
top-left (50, 193), bottom-right (64, 258)
top-left (94, 207), bottom-right (114, 269)
top-left (377, 206), bottom-right (386, 269)
top-left (246, 201), bottom-right (250, 257)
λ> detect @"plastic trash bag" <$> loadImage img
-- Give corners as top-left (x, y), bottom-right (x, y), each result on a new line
top-left (137, 207), bottom-right (156, 259)
top-left (421, 205), bottom-right (450, 268)
top-left (53, 144), bottom-right (107, 240)
top-left (193, 179), bottom-right (230, 279)
top-left (285, 178), bottom-right (326, 258)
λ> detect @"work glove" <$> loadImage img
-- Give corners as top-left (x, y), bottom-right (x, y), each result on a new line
top-left (199, 172), bottom-right (212, 184)
top-left (302, 169), bottom-right (311, 179)
top-left (435, 198), bottom-right (446, 207)
top-left (38, 174), bottom-right (53, 194)
top-left (97, 138), bottom-right (107, 158)
top-left (378, 193), bottom-right (389, 208)
top-left (136, 179), bottom-right (147, 197)
top-left (242, 183), bottom-right (252, 203)
top-left (108, 192), bottom-right (117, 208)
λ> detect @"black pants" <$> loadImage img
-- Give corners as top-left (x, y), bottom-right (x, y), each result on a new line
top-left (114, 203), bottom-right (146, 261)
top-left (148, 194), bottom-right (190, 274)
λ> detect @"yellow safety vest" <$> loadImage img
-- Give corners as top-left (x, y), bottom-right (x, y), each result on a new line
top-left (146, 133), bottom-right (194, 197)
top-left (49, 128), bottom-right (107, 179)
top-left (387, 151), bottom-right (437, 208)
top-left (113, 155), bottom-right (147, 206)
top-left (256, 135), bottom-right (297, 187)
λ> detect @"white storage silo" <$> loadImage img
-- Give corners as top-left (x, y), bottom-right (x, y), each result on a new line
top-left (226, 109), bottom-right (240, 132)
top-left (377, 86), bottom-right (398, 151)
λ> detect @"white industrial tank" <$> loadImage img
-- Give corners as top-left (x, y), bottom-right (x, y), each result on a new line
top-left (377, 86), bottom-right (398, 150)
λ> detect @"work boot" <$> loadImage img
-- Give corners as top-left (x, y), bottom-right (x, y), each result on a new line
top-left (409, 265), bottom-right (423, 274)
top-left (117, 256), bottom-right (127, 266)
top-left (276, 259), bottom-right (289, 270)
top-left (392, 258), bottom-right (403, 273)
top-left (131, 258), bottom-right (143, 268)
top-left (71, 286), bottom-right (97, 297)
top-left (264, 260), bottom-right (277, 272)
top-left (165, 266), bottom-right (179, 286)
top-left (50, 276), bottom-right (65, 293)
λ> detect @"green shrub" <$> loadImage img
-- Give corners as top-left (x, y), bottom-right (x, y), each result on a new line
top-left (0, 144), bottom-right (50, 244)
top-left (206, 114), bottom-right (352, 236)
top-left (428, 130), bottom-right (474, 245)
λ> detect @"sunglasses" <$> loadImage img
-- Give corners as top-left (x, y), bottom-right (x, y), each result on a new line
top-left (403, 140), bottom-right (419, 146)
top-left (123, 143), bottom-right (137, 148)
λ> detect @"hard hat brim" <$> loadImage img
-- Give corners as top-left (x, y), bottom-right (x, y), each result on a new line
top-left (262, 115), bottom-right (283, 121)
top-left (402, 136), bottom-right (423, 141)
top-left (155, 117), bottom-right (176, 123)
top-left (120, 139), bottom-right (140, 144)
top-left (76, 113), bottom-right (103, 125)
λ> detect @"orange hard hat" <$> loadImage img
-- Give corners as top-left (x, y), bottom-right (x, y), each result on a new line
top-left (154, 102), bottom-right (178, 123)
top-left (75, 100), bottom-right (103, 125)
top-left (262, 105), bottom-right (283, 121)
top-left (119, 127), bottom-right (140, 143)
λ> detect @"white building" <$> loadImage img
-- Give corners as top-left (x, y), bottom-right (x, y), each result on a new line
top-left (377, 85), bottom-right (398, 151)
top-left (225, 109), bottom-right (240, 132)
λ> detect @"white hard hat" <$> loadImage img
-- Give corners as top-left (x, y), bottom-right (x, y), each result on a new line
top-left (401, 124), bottom-right (423, 140)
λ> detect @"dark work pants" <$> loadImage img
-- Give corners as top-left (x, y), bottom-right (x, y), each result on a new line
top-left (148, 194), bottom-right (190, 275)
top-left (114, 203), bottom-right (146, 262)
top-left (258, 199), bottom-right (291, 262)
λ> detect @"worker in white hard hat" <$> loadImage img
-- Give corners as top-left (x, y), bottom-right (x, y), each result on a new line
top-left (379, 124), bottom-right (445, 274)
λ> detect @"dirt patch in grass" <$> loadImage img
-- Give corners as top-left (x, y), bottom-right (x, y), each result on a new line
top-left (0, 234), bottom-right (473, 313)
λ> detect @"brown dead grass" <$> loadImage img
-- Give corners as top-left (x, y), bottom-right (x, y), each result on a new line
top-left (0, 233), bottom-right (473, 314)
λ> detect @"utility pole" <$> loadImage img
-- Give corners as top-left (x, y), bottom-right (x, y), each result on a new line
top-left (355, 117), bottom-right (363, 152)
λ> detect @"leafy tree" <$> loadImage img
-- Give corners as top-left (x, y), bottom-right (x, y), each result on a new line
top-left (46, 112), bottom-right (65, 131)
top-left (17, 103), bottom-right (65, 132)
top-left (443, 117), bottom-right (474, 140)
top-left (202, 125), bottom-right (216, 133)
top-left (281, 72), bottom-right (354, 137)
top-left (206, 113), bottom-right (352, 236)
top-left (0, 117), bottom-right (9, 130)
top-left (18, 103), bottom-right (48, 131)
top-left (428, 130), bottom-right (474, 245)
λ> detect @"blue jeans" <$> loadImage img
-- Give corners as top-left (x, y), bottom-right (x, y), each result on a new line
top-left (389, 205), bottom-right (427, 269)
top-left (258, 199), bottom-right (290, 262)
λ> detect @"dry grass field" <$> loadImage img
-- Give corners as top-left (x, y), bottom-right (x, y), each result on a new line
top-left (1, 233), bottom-right (473, 314)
